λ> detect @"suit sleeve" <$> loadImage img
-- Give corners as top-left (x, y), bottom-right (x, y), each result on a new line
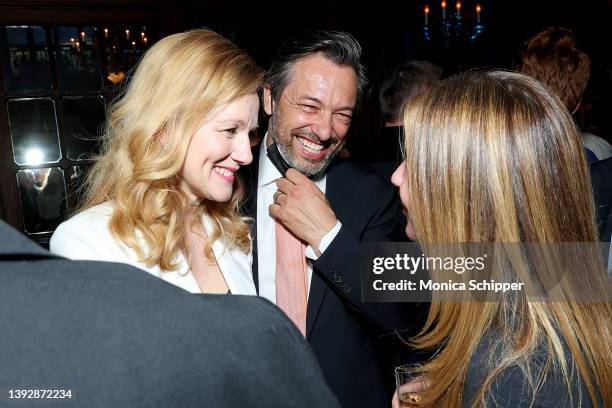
top-left (312, 177), bottom-right (416, 335)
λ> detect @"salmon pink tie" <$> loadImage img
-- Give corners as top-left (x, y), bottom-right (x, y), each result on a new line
top-left (275, 221), bottom-right (308, 337)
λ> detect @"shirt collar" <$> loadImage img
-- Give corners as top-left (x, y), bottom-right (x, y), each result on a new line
top-left (258, 133), bottom-right (282, 187)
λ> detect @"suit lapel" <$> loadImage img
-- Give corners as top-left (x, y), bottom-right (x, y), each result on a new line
top-left (306, 272), bottom-right (327, 339)
top-left (324, 161), bottom-right (357, 221)
top-left (306, 161), bottom-right (356, 339)
top-left (243, 146), bottom-right (260, 293)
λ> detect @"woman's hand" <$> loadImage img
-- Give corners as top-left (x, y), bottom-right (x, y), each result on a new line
top-left (391, 380), bottom-right (430, 408)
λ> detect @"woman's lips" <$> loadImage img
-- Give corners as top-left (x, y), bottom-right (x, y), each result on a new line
top-left (213, 166), bottom-right (237, 183)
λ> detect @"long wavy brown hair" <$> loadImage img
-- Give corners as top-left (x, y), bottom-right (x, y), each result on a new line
top-left (80, 29), bottom-right (263, 270)
top-left (401, 70), bottom-right (610, 407)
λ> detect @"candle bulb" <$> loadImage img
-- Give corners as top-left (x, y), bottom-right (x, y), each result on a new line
top-left (424, 5), bottom-right (430, 26)
top-left (476, 3), bottom-right (481, 24)
top-left (103, 28), bottom-right (108, 38)
top-left (125, 29), bottom-right (130, 40)
top-left (441, 0), bottom-right (447, 19)
top-left (143, 36), bottom-right (148, 44)
top-left (456, 1), bottom-right (461, 17)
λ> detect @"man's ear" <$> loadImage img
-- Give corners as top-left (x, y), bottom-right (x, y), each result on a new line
top-left (263, 86), bottom-right (273, 115)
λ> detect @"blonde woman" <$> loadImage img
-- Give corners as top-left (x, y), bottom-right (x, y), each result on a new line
top-left (50, 29), bottom-right (262, 295)
top-left (391, 71), bottom-right (610, 407)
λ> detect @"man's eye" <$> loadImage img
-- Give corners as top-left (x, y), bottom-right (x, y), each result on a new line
top-left (299, 104), bottom-right (318, 113)
top-left (335, 113), bottom-right (352, 124)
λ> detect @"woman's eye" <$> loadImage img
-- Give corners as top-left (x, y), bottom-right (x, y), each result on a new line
top-left (223, 128), bottom-right (237, 135)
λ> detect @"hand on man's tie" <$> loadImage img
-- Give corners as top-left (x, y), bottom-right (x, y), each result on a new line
top-left (269, 168), bottom-right (338, 255)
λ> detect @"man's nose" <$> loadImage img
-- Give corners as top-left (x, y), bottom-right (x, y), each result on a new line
top-left (312, 112), bottom-right (333, 141)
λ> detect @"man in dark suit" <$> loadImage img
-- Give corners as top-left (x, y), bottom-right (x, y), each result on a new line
top-left (0, 220), bottom-right (340, 408)
top-left (243, 30), bottom-right (415, 408)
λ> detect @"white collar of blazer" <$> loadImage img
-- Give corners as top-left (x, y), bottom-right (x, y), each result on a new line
top-left (201, 213), bottom-right (257, 296)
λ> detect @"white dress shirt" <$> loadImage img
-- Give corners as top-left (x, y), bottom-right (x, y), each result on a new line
top-left (256, 137), bottom-right (341, 304)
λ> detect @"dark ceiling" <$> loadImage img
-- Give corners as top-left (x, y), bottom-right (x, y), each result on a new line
top-left (1, 0), bottom-right (610, 88)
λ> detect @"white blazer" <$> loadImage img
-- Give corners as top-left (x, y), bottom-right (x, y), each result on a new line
top-left (50, 202), bottom-right (256, 295)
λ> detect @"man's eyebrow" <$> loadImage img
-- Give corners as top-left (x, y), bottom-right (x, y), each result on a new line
top-left (336, 107), bottom-right (355, 114)
top-left (299, 96), bottom-right (354, 112)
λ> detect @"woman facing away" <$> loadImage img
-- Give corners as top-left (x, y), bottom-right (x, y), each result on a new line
top-left (50, 29), bottom-right (263, 295)
top-left (391, 71), bottom-right (610, 407)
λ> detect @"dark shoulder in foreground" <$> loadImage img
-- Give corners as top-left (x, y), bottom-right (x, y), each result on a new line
top-left (0, 221), bottom-right (340, 408)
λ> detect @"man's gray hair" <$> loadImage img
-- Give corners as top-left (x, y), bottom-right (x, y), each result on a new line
top-left (264, 30), bottom-right (368, 106)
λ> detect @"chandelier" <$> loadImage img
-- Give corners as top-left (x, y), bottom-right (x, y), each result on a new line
top-left (422, 1), bottom-right (485, 45)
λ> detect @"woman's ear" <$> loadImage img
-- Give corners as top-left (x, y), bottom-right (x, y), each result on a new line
top-left (157, 131), bottom-right (170, 148)
top-left (263, 86), bottom-right (273, 116)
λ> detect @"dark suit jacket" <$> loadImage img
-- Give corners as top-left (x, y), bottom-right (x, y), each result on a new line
top-left (590, 157), bottom-right (612, 242)
top-left (0, 221), bottom-right (340, 408)
top-left (243, 147), bottom-right (417, 408)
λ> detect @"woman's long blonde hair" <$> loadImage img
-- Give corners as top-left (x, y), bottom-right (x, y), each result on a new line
top-left (81, 29), bottom-right (263, 270)
top-left (402, 71), bottom-right (610, 407)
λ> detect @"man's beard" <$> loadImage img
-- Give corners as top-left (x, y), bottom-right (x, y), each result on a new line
top-left (270, 111), bottom-right (345, 179)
